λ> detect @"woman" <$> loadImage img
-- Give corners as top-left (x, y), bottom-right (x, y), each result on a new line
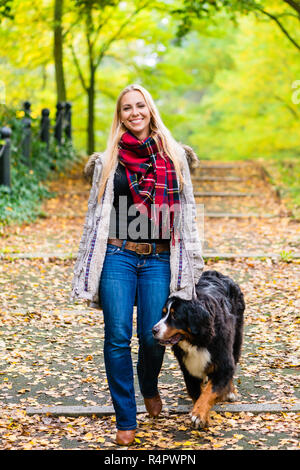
top-left (71, 84), bottom-right (204, 446)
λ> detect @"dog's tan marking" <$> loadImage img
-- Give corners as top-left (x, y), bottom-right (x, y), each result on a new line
top-left (191, 380), bottom-right (217, 429)
top-left (158, 326), bottom-right (186, 342)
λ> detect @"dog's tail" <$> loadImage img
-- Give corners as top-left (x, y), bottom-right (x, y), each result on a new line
top-left (229, 281), bottom-right (245, 365)
top-left (214, 272), bottom-right (245, 364)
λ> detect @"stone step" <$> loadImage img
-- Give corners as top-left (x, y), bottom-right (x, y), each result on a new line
top-left (50, 190), bottom-right (90, 196)
top-left (199, 163), bottom-right (252, 169)
top-left (49, 189), bottom-right (260, 201)
top-left (1, 251), bottom-right (299, 261)
top-left (41, 212), bottom-right (281, 219)
top-left (194, 192), bottom-right (259, 197)
top-left (26, 402), bottom-right (300, 417)
top-left (203, 252), bottom-right (299, 260)
top-left (204, 212), bottom-right (279, 218)
top-left (192, 176), bottom-right (246, 182)
top-left (0, 252), bottom-right (75, 260)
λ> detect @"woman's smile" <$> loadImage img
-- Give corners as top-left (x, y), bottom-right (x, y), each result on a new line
top-left (130, 118), bottom-right (143, 123)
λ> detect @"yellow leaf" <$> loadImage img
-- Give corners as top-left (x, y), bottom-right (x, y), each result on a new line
top-left (39, 440), bottom-right (49, 446)
top-left (59, 416), bottom-right (68, 423)
top-left (84, 432), bottom-right (93, 440)
top-left (213, 443), bottom-right (224, 448)
top-left (17, 388), bottom-right (30, 394)
top-left (96, 437), bottom-right (105, 443)
top-left (23, 443), bottom-right (33, 450)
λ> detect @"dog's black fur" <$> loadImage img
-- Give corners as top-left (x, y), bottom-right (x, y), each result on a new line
top-left (152, 270), bottom-right (245, 427)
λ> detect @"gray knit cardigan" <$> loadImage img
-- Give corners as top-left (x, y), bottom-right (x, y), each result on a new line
top-left (70, 144), bottom-right (204, 309)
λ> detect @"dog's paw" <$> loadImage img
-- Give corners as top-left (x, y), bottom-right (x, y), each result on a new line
top-left (190, 412), bottom-right (208, 429)
top-left (226, 392), bottom-right (238, 402)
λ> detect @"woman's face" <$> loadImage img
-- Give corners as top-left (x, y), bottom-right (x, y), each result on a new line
top-left (120, 90), bottom-right (151, 141)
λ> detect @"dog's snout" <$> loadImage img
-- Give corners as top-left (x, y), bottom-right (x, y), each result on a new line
top-left (152, 324), bottom-right (160, 336)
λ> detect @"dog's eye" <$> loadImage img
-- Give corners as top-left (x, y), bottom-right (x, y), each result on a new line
top-left (162, 307), bottom-right (167, 314)
top-left (170, 308), bottom-right (176, 318)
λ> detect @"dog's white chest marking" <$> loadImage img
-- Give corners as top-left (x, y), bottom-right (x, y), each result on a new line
top-left (179, 340), bottom-right (211, 379)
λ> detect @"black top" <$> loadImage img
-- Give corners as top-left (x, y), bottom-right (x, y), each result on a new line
top-left (108, 162), bottom-right (170, 243)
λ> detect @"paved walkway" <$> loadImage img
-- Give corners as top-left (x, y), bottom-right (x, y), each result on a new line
top-left (0, 158), bottom-right (299, 450)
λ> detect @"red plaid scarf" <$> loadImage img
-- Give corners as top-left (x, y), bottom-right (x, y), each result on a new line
top-left (118, 131), bottom-right (181, 245)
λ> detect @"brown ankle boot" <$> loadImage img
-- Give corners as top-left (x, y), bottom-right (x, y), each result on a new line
top-left (116, 429), bottom-right (136, 446)
top-left (144, 393), bottom-right (162, 417)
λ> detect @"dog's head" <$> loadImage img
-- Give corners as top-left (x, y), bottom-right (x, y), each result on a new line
top-left (152, 297), bottom-right (215, 347)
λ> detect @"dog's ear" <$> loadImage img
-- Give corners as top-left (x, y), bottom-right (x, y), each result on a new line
top-left (188, 304), bottom-right (215, 345)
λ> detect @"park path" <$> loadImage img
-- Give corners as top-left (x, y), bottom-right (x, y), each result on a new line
top-left (0, 157), bottom-right (299, 450)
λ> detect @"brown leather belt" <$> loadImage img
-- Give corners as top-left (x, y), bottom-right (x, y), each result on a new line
top-left (107, 238), bottom-right (170, 255)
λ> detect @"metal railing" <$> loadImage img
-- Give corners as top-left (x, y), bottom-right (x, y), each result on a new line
top-left (0, 101), bottom-right (72, 187)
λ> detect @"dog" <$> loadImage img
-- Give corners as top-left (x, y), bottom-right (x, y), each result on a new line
top-left (152, 270), bottom-right (245, 429)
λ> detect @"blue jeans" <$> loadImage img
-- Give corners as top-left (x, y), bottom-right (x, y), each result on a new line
top-left (99, 241), bottom-right (170, 430)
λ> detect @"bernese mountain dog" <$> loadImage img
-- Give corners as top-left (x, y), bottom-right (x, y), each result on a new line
top-left (152, 270), bottom-right (245, 429)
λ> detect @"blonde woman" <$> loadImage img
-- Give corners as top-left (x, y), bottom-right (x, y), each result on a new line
top-left (71, 84), bottom-right (204, 446)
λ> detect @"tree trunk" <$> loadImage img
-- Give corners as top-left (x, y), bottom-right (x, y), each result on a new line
top-left (54, 0), bottom-right (67, 103)
top-left (87, 67), bottom-right (95, 155)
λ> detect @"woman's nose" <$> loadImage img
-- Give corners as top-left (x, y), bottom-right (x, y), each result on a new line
top-left (131, 107), bottom-right (139, 116)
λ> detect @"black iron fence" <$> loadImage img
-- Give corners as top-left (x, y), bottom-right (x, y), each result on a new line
top-left (0, 101), bottom-right (72, 188)
top-left (0, 126), bottom-right (11, 187)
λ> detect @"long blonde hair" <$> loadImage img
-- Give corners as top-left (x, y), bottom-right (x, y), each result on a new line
top-left (97, 84), bottom-right (185, 202)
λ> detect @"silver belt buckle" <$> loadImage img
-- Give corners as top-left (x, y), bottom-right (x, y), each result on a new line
top-left (135, 243), bottom-right (152, 255)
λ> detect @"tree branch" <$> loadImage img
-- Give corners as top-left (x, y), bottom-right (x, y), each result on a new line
top-left (282, 0), bottom-right (300, 16)
top-left (62, 19), bottom-right (80, 39)
top-left (273, 93), bottom-right (299, 119)
top-left (95, 0), bottom-right (152, 69)
top-left (92, 9), bottom-right (113, 46)
top-left (276, 12), bottom-right (300, 20)
top-left (69, 42), bottom-right (88, 91)
top-left (256, 6), bottom-right (300, 51)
